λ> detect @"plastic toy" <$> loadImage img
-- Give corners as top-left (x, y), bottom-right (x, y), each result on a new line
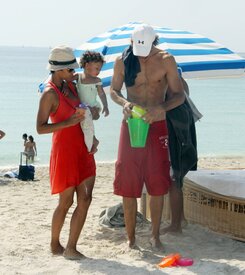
top-left (158, 253), bottom-right (181, 268)
top-left (158, 253), bottom-right (194, 268)
top-left (176, 257), bottom-right (194, 266)
top-left (131, 106), bottom-right (146, 118)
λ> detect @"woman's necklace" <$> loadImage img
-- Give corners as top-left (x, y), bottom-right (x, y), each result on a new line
top-left (57, 81), bottom-right (64, 93)
top-left (57, 81), bottom-right (69, 97)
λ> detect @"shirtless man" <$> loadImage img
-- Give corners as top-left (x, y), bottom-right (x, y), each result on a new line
top-left (110, 24), bottom-right (185, 249)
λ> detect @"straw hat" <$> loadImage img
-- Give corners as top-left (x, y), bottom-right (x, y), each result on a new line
top-left (47, 45), bottom-right (79, 71)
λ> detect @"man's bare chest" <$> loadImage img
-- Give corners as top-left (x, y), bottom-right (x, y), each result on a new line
top-left (137, 59), bottom-right (165, 84)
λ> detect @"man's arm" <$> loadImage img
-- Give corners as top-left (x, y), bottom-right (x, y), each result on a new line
top-left (162, 55), bottom-right (185, 111)
top-left (110, 57), bottom-right (128, 107)
top-left (110, 57), bottom-right (134, 118)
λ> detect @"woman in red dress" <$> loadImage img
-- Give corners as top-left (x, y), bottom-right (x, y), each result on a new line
top-left (36, 45), bottom-right (98, 260)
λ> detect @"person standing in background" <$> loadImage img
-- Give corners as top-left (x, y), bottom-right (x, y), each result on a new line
top-left (22, 133), bottom-right (28, 146)
top-left (162, 74), bottom-right (200, 234)
top-left (24, 135), bottom-right (37, 162)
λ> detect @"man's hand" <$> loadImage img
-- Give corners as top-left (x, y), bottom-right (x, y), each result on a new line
top-left (143, 106), bottom-right (166, 124)
top-left (123, 102), bottom-right (134, 120)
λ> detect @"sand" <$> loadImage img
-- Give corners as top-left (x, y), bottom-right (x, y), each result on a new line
top-left (0, 157), bottom-right (245, 275)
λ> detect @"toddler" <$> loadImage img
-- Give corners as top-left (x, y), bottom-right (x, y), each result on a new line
top-left (74, 51), bottom-right (109, 152)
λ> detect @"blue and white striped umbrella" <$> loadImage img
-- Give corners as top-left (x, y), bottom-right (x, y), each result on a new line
top-left (74, 22), bottom-right (245, 87)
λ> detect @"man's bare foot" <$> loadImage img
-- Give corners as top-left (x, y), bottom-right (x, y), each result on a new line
top-left (150, 237), bottom-right (165, 251)
top-left (63, 248), bottom-right (85, 260)
top-left (127, 236), bottom-right (137, 249)
top-left (127, 241), bottom-right (139, 250)
top-left (161, 224), bottom-right (182, 235)
top-left (50, 242), bottom-right (65, 255)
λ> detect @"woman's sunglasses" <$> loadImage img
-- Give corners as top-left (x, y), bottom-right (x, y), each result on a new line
top-left (67, 68), bottom-right (74, 73)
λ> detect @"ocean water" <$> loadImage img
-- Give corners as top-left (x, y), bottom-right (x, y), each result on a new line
top-left (0, 46), bottom-right (245, 167)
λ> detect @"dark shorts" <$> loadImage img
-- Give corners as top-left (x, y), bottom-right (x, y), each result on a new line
top-left (113, 120), bottom-right (171, 198)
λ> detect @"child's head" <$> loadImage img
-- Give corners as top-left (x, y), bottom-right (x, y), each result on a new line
top-left (79, 51), bottom-right (105, 77)
top-left (22, 133), bottom-right (27, 140)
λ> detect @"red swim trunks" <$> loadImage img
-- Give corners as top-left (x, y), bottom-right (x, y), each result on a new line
top-left (113, 120), bottom-right (171, 198)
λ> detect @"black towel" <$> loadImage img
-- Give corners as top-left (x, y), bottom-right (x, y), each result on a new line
top-left (122, 46), bottom-right (141, 87)
top-left (166, 101), bottom-right (198, 188)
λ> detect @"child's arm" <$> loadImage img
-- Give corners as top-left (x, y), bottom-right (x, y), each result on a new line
top-left (97, 84), bottom-right (109, 117)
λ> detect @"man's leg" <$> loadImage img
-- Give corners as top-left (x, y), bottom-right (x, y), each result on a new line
top-left (149, 195), bottom-right (164, 249)
top-left (64, 176), bottom-right (95, 260)
top-left (162, 181), bottom-right (185, 233)
top-left (51, 187), bottom-right (75, 255)
top-left (123, 197), bottom-right (137, 248)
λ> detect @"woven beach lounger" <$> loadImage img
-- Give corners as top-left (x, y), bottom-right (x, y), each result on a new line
top-left (140, 170), bottom-right (245, 242)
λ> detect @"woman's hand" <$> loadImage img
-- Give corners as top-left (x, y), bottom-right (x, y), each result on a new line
top-left (66, 110), bottom-right (85, 126)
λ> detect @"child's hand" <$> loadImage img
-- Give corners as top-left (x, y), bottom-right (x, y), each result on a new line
top-left (102, 106), bottom-right (109, 117)
top-left (90, 106), bottom-right (100, 120)
top-left (89, 137), bottom-right (99, 154)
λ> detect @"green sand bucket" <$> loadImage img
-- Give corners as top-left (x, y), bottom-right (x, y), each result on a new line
top-left (127, 117), bottom-right (149, 148)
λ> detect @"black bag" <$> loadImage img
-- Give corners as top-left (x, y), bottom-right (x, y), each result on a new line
top-left (18, 152), bottom-right (35, 181)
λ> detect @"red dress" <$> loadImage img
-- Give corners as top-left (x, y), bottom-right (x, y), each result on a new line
top-left (48, 81), bottom-right (96, 194)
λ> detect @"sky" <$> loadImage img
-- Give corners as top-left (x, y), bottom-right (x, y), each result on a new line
top-left (1, 0), bottom-right (245, 52)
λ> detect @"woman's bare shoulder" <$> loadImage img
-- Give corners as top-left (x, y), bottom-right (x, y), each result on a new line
top-left (42, 87), bottom-right (58, 100)
top-left (38, 88), bottom-right (59, 113)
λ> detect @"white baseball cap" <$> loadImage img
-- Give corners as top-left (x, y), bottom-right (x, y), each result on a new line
top-left (132, 24), bottom-right (156, 57)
